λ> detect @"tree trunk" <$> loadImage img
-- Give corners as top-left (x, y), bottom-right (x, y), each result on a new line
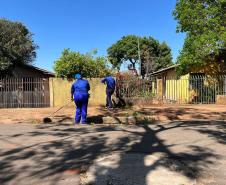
top-left (129, 59), bottom-right (136, 69)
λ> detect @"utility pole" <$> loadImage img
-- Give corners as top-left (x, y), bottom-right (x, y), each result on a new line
top-left (137, 38), bottom-right (142, 77)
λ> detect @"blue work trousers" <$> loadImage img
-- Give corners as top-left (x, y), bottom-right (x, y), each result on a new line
top-left (74, 93), bottom-right (89, 124)
top-left (106, 89), bottom-right (114, 108)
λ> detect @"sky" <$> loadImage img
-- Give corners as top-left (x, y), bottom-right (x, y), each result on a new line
top-left (0, 0), bottom-right (185, 72)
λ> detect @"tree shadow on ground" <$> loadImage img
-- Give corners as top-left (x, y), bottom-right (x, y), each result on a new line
top-left (136, 107), bottom-right (226, 121)
top-left (88, 121), bottom-right (223, 184)
top-left (91, 105), bottom-right (226, 123)
top-left (41, 105), bottom-right (226, 124)
top-left (0, 118), bottom-right (225, 184)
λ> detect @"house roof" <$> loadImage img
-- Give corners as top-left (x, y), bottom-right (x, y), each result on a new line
top-left (149, 64), bottom-right (179, 76)
top-left (19, 63), bottom-right (55, 77)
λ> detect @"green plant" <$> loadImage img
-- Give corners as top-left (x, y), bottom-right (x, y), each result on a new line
top-left (54, 49), bottom-right (112, 78)
top-left (107, 35), bottom-right (173, 75)
top-left (173, 0), bottom-right (226, 75)
top-left (0, 19), bottom-right (38, 74)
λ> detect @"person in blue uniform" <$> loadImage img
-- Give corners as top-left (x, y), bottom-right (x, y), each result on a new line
top-left (71, 74), bottom-right (90, 125)
top-left (101, 75), bottom-right (116, 108)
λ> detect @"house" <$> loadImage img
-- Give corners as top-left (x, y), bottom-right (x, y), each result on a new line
top-left (0, 63), bottom-right (55, 108)
top-left (10, 63), bottom-right (55, 78)
top-left (149, 65), bottom-right (226, 104)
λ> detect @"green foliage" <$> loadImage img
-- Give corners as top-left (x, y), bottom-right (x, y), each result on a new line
top-left (107, 35), bottom-right (139, 70)
top-left (140, 38), bottom-right (173, 74)
top-left (0, 19), bottom-right (37, 73)
top-left (157, 42), bottom-right (173, 70)
top-left (54, 49), bottom-right (111, 78)
top-left (107, 35), bottom-right (173, 75)
top-left (139, 90), bottom-right (155, 98)
top-left (173, 0), bottom-right (226, 75)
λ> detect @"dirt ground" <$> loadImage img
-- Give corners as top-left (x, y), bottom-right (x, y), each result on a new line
top-left (0, 104), bottom-right (226, 124)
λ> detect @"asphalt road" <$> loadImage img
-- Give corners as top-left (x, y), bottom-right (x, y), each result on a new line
top-left (0, 121), bottom-right (226, 185)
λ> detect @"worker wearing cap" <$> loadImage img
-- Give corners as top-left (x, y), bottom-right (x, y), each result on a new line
top-left (101, 74), bottom-right (116, 109)
top-left (71, 74), bottom-right (90, 125)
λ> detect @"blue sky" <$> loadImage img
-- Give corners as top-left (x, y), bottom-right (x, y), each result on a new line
top-left (1, 0), bottom-right (185, 72)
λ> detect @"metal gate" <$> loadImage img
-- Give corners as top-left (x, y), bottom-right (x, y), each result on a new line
top-left (150, 75), bottom-right (226, 104)
top-left (0, 78), bottom-right (50, 108)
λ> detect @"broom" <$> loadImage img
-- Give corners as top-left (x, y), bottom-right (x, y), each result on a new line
top-left (43, 100), bottom-right (73, 123)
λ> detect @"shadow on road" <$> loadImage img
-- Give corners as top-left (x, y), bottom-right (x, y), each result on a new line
top-left (0, 114), bottom-right (225, 184)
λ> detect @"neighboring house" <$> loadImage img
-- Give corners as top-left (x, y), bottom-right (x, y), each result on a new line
top-left (0, 63), bottom-right (55, 108)
top-left (10, 63), bottom-right (55, 78)
top-left (149, 65), bottom-right (226, 104)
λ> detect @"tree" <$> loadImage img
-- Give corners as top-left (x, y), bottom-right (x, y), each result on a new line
top-left (107, 35), bottom-right (173, 76)
top-left (157, 42), bottom-right (173, 70)
top-left (107, 35), bottom-right (139, 70)
top-left (140, 38), bottom-right (172, 76)
top-left (140, 37), bottom-right (159, 76)
top-left (173, 0), bottom-right (226, 75)
top-left (54, 49), bottom-right (111, 78)
top-left (0, 19), bottom-right (37, 74)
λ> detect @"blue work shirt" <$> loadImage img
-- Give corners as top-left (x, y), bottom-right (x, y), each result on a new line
top-left (71, 79), bottom-right (90, 95)
top-left (101, 76), bottom-right (116, 90)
